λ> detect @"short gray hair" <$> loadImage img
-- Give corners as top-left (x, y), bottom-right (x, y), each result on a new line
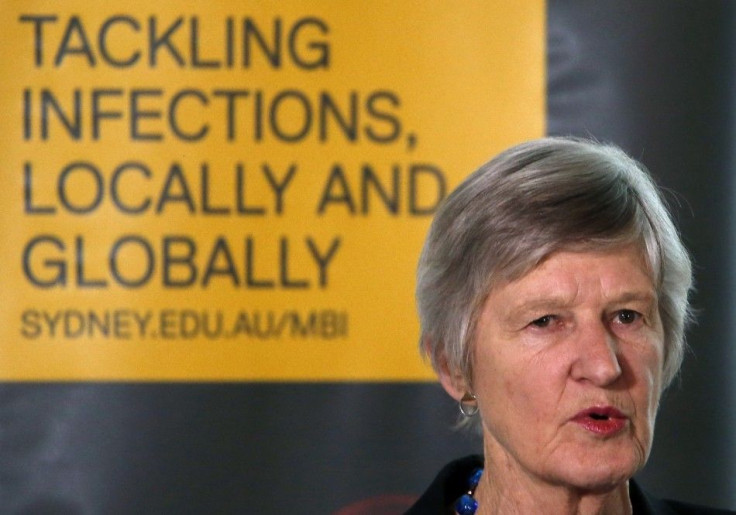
top-left (417, 137), bottom-right (693, 392)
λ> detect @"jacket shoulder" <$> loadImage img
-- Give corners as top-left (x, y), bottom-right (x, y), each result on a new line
top-left (631, 480), bottom-right (735, 515)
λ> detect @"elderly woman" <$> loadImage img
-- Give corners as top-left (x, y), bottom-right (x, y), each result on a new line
top-left (407, 138), bottom-right (734, 514)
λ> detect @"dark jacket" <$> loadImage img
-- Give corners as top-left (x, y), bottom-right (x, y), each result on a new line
top-left (406, 455), bottom-right (735, 514)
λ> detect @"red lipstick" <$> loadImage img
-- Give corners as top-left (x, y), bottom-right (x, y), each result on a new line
top-left (572, 406), bottom-right (627, 436)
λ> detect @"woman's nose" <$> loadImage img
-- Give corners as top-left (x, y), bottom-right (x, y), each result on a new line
top-left (570, 320), bottom-right (623, 386)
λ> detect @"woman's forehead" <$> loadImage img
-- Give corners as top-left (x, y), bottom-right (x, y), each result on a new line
top-left (490, 246), bottom-right (656, 305)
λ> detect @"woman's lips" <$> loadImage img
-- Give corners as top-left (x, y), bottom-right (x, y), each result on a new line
top-left (571, 406), bottom-right (627, 436)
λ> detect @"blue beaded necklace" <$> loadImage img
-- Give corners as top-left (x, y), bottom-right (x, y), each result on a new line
top-left (454, 467), bottom-right (483, 515)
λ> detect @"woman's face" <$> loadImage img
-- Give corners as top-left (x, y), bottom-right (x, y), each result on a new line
top-left (465, 246), bottom-right (664, 491)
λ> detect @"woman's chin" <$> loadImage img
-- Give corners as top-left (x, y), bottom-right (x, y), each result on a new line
top-left (549, 456), bottom-right (639, 494)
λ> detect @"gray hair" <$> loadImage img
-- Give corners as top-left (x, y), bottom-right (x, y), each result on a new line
top-left (417, 137), bottom-right (693, 394)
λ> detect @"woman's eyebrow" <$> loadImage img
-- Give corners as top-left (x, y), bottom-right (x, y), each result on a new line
top-left (607, 291), bottom-right (657, 305)
top-left (506, 290), bottom-right (657, 316)
top-left (504, 296), bottom-right (574, 318)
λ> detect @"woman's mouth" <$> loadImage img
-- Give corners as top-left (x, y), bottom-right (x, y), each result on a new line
top-left (571, 407), bottom-right (627, 436)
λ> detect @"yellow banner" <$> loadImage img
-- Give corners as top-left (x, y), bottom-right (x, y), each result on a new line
top-left (1, 1), bottom-right (544, 380)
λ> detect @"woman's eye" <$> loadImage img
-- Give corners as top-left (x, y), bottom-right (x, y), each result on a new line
top-left (530, 315), bottom-right (554, 328)
top-left (615, 310), bottom-right (641, 325)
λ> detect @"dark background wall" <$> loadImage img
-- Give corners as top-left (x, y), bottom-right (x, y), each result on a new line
top-left (2, 2), bottom-right (735, 513)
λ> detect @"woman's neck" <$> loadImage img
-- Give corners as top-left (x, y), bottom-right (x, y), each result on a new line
top-left (473, 455), bottom-right (632, 515)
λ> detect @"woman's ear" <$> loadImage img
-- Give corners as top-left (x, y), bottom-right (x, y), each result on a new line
top-left (422, 336), bottom-right (470, 401)
top-left (435, 355), bottom-right (469, 403)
